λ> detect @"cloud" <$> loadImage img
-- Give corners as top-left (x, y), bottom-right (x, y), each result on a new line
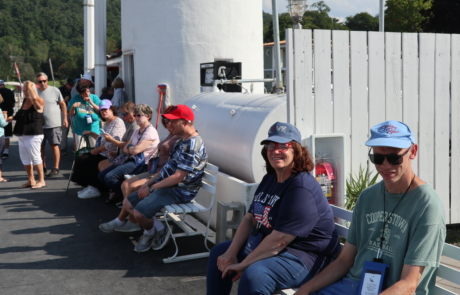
top-left (263, 0), bottom-right (382, 19)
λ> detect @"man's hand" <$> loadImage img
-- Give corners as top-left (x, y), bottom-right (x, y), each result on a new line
top-left (217, 252), bottom-right (238, 273)
top-left (138, 185), bottom-right (151, 199)
top-left (109, 151), bottom-right (117, 158)
top-left (63, 119), bottom-right (69, 128)
top-left (90, 149), bottom-right (98, 155)
top-left (72, 102), bottom-right (81, 109)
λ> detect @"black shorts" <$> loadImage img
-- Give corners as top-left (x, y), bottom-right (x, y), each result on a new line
top-left (3, 124), bottom-right (12, 138)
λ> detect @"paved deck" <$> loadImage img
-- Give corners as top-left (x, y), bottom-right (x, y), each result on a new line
top-left (0, 137), bottom-right (241, 294)
top-left (0, 137), bottom-right (458, 294)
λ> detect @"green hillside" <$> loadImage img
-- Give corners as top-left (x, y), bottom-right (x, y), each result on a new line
top-left (0, 0), bottom-right (121, 82)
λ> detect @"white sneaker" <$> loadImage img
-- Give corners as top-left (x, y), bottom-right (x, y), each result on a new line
top-left (77, 187), bottom-right (91, 196)
top-left (78, 186), bottom-right (101, 199)
top-left (115, 221), bottom-right (141, 233)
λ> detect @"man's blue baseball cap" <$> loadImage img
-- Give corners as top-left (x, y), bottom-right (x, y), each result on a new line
top-left (365, 120), bottom-right (416, 149)
top-left (261, 122), bottom-right (302, 144)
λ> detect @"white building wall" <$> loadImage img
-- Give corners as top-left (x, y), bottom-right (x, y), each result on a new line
top-left (121, 0), bottom-right (263, 117)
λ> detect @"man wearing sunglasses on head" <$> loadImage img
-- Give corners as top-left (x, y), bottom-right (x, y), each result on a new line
top-left (296, 120), bottom-right (446, 295)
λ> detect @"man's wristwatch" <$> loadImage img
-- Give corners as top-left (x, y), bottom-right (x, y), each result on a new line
top-left (149, 186), bottom-right (155, 193)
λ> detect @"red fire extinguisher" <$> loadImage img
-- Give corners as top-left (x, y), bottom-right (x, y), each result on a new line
top-left (316, 160), bottom-right (335, 204)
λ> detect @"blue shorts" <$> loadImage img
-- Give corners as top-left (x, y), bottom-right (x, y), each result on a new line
top-left (127, 187), bottom-right (188, 219)
top-left (312, 277), bottom-right (359, 295)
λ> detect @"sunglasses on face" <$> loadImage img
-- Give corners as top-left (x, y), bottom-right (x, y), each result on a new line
top-left (368, 147), bottom-right (411, 165)
top-left (134, 114), bottom-right (146, 118)
top-left (121, 112), bottom-right (128, 116)
top-left (37, 80), bottom-right (47, 84)
top-left (264, 142), bottom-right (292, 152)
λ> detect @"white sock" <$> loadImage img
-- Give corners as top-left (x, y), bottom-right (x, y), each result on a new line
top-left (3, 149), bottom-right (8, 154)
top-left (114, 218), bottom-right (125, 226)
top-left (153, 218), bottom-right (164, 231)
top-left (144, 227), bottom-right (156, 236)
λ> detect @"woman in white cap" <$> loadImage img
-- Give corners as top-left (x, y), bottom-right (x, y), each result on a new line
top-left (206, 122), bottom-right (340, 295)
top-left (71, 100), bottom-right (125, 199)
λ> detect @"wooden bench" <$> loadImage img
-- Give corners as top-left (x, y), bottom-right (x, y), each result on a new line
top-left (280, 205), bottom-right (460, 295)
top-left (160, 163), bottom-right (219, 264)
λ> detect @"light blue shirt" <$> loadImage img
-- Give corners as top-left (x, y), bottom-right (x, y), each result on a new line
top-left (0, 108), bottom-right (9, 137)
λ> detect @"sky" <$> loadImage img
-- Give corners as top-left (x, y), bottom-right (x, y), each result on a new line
top-left (263, 0), bottom-right (383, 22)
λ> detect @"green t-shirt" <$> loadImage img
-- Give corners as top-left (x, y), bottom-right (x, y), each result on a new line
top-left (346, 181), bottom-right (446, 294)
top-left (67, 94), bottom-right (101, 136)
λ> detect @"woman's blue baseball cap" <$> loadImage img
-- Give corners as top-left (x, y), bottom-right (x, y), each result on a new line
top-left (261, 122), bottom-right (302, 144)
top-left (365, 120), bottom-right (416, 148)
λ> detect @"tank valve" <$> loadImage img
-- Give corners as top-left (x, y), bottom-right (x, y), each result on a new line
top-left (230, 109), bottom-right (236, 115)
top-left (191, 104), bottom-right (197, 110)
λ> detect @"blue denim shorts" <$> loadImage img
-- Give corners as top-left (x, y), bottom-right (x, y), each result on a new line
top-left (127, 187), bottom-right (188, 219)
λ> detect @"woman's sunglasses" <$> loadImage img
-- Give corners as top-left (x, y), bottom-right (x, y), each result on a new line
top-left (368, 147), bottom-right (411, 165)
top-left (264, 142), bottom-right (292, 152)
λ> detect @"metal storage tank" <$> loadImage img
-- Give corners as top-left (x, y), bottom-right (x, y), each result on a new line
top-left (121, 1), bottom-right (264, 107)
top-left (184, 93), bottom-right (287, 183)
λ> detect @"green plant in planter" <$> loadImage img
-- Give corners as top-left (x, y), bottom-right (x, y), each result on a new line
top-left (345, 165), bottom-right (379, 211)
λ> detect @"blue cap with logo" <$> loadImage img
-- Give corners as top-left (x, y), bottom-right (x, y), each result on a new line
top-left (365, 120), bottom-right (416, 149)
top-left (260, 122), bottom-right (302, 145)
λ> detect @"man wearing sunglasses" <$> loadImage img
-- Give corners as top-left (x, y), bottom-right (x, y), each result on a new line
top-left (296, 120), bottom-right (445, 295)
top-left (36, 72), bottom-right (68, 177)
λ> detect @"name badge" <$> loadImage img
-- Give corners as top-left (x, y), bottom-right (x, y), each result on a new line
top-left (358, 261), bottom-right (390, 295)
top-left (242, 229), bottom-right (263, 256)
top-left (86, 114), bottom-right (93, 124)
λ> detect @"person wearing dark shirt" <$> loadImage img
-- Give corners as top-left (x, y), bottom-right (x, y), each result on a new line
top-left (59, 78), bottom-right (75, 154)
top-left (0, 80), bottom-right (16, 159)
top-left (206, 122), bottom-right (340, 295)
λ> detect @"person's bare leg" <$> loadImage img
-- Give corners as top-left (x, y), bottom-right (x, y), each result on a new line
top-left (98, 159), bottom-right (112, 172)
top-left (4, 138), bottom-right (9, 149)
top-left (32, 163), bottom-right (46, 188)
top-left (40, 144), bottom-right (46, 170)
top-left (118, 198), bottom-right (136, 221)
top-left (50, 144), bottom-right (60, 169)
top-left (133, 211), bottom-right (154, 230)
top-left (20, 164), bottom-right (36, 187)
top-left (122, 176), bottom-right (148, 198)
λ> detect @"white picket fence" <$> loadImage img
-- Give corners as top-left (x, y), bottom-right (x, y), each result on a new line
top-left (285, 29), bottom-right (460, 224)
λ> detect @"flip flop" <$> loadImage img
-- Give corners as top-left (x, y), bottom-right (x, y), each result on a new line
top-left (31, 183), bottom-right (47, 189)
top-left (19, 183), bottom-right (34, 189)
top-left (0, 179), bottom-right (10, 182)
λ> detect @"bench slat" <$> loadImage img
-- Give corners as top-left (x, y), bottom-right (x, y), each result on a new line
top-left (434, 285), bottom-right (457, 295)
top-left (442, 243), bottom-right (460, 260)
top-left (436, 264), bottom-right (460, 285)
top-left (331, 205), bottom-right (353, 221)
top-left (334, 223), bottom-right (349, 239)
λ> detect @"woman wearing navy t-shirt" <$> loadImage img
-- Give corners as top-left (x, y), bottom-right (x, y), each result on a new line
top-left (207, 122), bottom-right (340, 295)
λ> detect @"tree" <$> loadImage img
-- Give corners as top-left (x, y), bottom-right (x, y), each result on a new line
top-left (262, 1), bottom-right (348, 43)
top-left (345, 12), bottom-right (379, 31)
top-left (423, 0), bottom-right (460, 33)
top-left (385, 0), bottom-right (433, 32)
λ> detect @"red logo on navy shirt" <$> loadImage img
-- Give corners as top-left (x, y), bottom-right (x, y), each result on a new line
top-left (378, 124), bottom-right (399, 134)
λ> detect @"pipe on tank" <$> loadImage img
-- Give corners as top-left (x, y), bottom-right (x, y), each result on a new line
top-left (212, 78), bottom-right (276, 92)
